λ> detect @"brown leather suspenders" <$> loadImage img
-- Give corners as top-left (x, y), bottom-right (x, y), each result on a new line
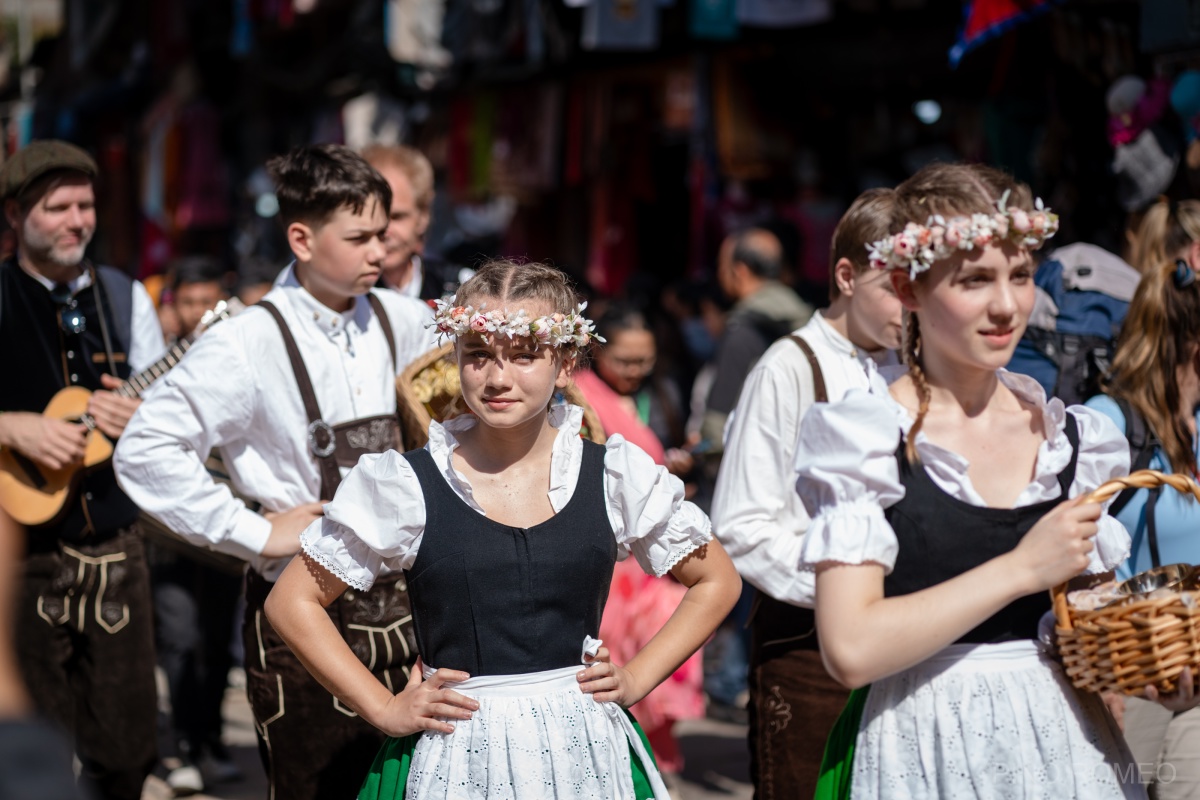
top-left (258, 294), bottom-right (401, 499)
top-left (787, 334), bottom-right (828, 404)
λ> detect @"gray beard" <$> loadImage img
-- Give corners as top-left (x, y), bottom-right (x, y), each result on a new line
top-left (21, 235), bottom-right (89, 273)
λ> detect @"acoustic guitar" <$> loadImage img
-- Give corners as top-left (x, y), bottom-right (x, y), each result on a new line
top-left (0, 299), bottom-right (240, 527)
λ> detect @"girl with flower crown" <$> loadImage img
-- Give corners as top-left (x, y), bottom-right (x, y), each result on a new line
top-left (801, 164), bottom-right (1197, 800)
top-left (264, 259), bottom-right (741, 799)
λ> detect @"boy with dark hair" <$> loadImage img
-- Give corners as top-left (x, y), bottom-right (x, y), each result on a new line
top-left (116, 143), bottom-right (436, 798)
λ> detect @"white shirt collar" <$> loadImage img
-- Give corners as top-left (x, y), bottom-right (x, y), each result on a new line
top-left (396, 256), bottom-right (424, 299)
top-left (810, 310), bottom-right (897, 368)
top-left (425, 401), bottom-right (586, 514)
top-left (276, 263), bottom-right (372, 340)
top-left (810, 312), bottom-right (856, 358)
top-left (18, 258), bottom-right (91, 294)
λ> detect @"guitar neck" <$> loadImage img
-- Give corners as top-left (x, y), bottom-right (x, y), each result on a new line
top-left (115, 336), bottom-right (195, 399)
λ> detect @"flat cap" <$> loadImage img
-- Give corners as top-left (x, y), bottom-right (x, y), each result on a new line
top-left (0, 140), bottom-right (97, 200)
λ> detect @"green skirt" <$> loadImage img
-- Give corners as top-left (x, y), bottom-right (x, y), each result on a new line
top-left (358, 708), bottom-right (660, 799)
top-left (813, 685), bottom-right (870, 800)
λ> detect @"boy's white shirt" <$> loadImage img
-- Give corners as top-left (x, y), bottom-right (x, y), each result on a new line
top-left (711, 311), bottom-right (896, 608)
top-left (114, 264), bottom-right (438, 581)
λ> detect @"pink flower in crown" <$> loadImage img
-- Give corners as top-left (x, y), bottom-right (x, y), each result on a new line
top-left (972, 228), bottom-right (993, 248)
top-left (1010, 209), bottom-right (1031, 234)
top-left (992, 215), bottom-right (1010, 238)
top-left (452, 306), bottom-right (468, 318)
top-left (915, 226), bottom-right (933, 247)
top-left (944, 223), bottom-right (963, 248)
top-left (893, 234), bottom-right (914, 258)
top-left (870, 257), bottom-right (888, 270)
top-left (530, 319), bottom-right (553, 341)
top-left (1029, 211), bottom-right (1048, 232)
top-left (469, 313), bottom-right (489, 333)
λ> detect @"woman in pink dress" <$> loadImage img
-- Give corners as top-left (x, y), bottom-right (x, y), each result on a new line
top-left (573, 303), bottom-right (704, 776)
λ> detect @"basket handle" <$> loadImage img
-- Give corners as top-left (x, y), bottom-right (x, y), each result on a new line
top-left (1051, 469), bottom-right (1200, 632)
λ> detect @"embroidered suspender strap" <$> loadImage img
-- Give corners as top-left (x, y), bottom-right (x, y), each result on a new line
top-left (258, 300), bottom-right (342, 500)
top-left (787, 334), bottom-right (828, 404)
top-left (365, 293), bottom-right (398, 372)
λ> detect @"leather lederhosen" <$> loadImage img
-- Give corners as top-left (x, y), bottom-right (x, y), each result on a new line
top-left (244, 295), bottom-right (419, 800)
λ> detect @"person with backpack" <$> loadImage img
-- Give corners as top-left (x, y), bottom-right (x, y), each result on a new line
top-left (1005, 242), bottom-right (1139, 406)
top-left (1085, 256), bottom-right (1200, 799)
top-left (0, 141), bottom-right (165, 798)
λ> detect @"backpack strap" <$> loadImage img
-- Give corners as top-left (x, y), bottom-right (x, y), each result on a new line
top-left (787, 334), bottom-right (828, 404)
top-left (1109, 396), bottom-right (1164, 566)
top-left (1109, 397), bottom-right (1160, 516)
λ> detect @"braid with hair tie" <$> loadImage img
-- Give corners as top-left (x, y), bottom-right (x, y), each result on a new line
top-left (903, 312), bottom-right (932, 463)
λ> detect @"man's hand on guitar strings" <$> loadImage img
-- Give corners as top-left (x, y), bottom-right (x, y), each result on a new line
top-left (87, 374), bottom-right (142, 439)
top-left (0, 412), bottom-right (87, 471)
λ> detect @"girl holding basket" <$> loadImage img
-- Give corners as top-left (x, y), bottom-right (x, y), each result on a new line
top-left (265, 259), bottom-right (741, 799)
top-left (800, 163), bottom-right (1195, 800)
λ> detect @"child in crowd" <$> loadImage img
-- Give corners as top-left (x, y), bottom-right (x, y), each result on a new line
top-left (266, 260), bottom-right (742, 799)
top-left (711, 188), bottom-right (902, 798)
top-left (115, 144), bottom-right (437, 800)
top-left (797, 163), bottom-right (1194, 799)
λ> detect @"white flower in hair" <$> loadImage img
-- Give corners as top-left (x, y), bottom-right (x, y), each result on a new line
top-left (866, 190), bottom-right (1059, 278)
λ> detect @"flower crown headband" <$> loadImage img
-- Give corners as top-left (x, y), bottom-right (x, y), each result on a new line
top-left (866, 190), bottom-right (1060, 278)
top-left (430, 298), bottom-right (604, 349)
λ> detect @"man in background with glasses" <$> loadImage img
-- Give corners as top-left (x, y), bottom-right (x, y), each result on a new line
top-left (0, 140), bottom-right (164, 799)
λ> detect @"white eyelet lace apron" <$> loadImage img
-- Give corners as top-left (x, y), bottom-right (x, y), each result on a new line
top-left (849, 640), bottom-right (1146, 800)
top-left (406, 639), bottom-right (670, 800)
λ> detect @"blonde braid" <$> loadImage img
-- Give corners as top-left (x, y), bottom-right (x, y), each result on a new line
top-left (903, 311), bottom-right (931, 463)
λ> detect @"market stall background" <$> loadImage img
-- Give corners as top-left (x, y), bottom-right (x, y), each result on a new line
top-left (0, 0), bottom-right (1191, 307)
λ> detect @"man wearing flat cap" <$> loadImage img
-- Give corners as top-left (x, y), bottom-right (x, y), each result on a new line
top-left (0, 140), bottom-right (162, 798)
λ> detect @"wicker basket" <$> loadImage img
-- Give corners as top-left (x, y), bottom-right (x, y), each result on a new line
top-left (395, 342), bottom-right (607, 449)
top-left (1053, 469), bottom-right (1200, 695)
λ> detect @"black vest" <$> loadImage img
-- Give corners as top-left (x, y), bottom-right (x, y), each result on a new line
top-left (0, 259), bottom-right (139, 540)
top-left (883, 413), bottom-right (1080, 645)
top-left (402, 440), bottom-right (617, 676)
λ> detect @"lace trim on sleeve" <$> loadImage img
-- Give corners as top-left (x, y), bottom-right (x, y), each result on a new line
top-left (642, 505), bottom-right (714, 578)
top-left (300, 526), bottom-right (375, 592)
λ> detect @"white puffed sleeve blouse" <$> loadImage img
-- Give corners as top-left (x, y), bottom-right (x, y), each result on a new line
top-left (794, 369), bottom-right (1131, 576)
top-left (301, 403), bottom-right (713, 591)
